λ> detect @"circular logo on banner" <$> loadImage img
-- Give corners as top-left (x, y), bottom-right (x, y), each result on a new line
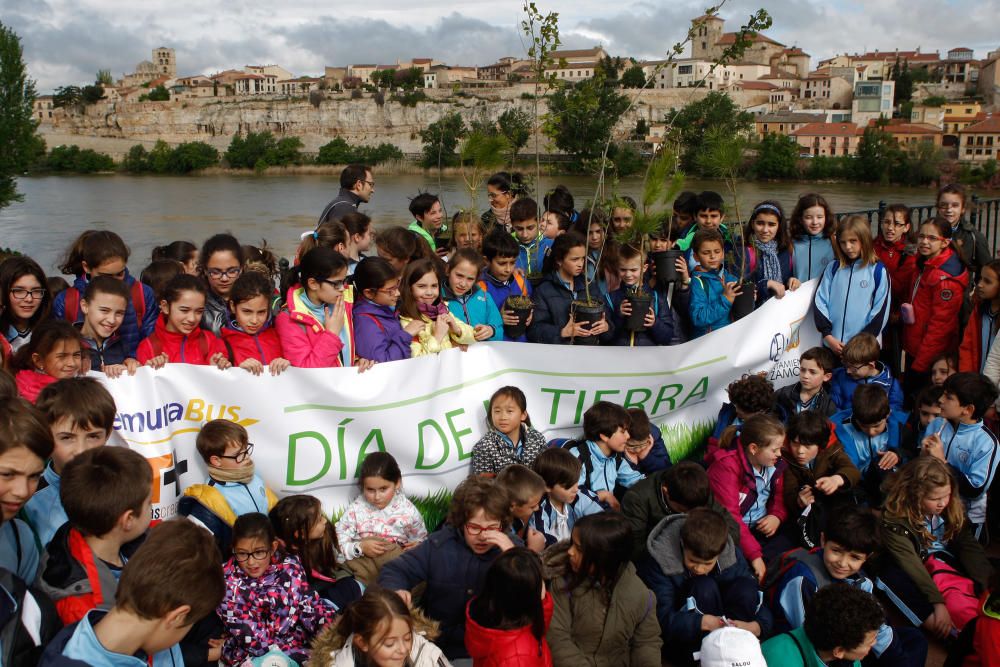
top-left (770, 333), bottom-right (787, 362)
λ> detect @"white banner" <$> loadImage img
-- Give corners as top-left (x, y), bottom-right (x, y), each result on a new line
top-left (99, 282), bottom-right (819, 521)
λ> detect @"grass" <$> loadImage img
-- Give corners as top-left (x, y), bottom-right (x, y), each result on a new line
top-left (408, 489), bottom-right (454, 532)
top-left (658, 419), bottom-right (716, 463)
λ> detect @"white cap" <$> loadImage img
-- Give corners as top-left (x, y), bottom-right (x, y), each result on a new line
top-left (696, 627), bottom-right (767, 667)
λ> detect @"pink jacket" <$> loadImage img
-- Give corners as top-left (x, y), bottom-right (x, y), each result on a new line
top-left (275, 285), bottom-right (355, 368)
top-left (707, 444), bottom-right (788, 563)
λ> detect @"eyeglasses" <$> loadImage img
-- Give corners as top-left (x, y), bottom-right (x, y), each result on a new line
top-left (378, 282), bottom-right (401, 294)
top-left (218, 442), bottom-right (254, 464)
top-left (464, 522), bottom-right (501, 536)
top-left (232, 548), bottom-right (271, 563)
top-left (206, 267), bottom-right (242, 280)
top-left (362, 180), bottom-right (375, 188)
top-left (9, 287), bottom-right (46, 301)
top-left (487, 191), bottom-right (506, 201)
top-left (322, 278), bottom-right (347, 290)
top-left (881, 220), bottom-right (908, 228)
top-left (918, 234), bottom-right (944, 243)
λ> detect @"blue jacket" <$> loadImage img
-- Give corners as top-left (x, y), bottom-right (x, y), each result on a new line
top-left (689, 266), bottom-right (739, 337)
top-left (527, 272), bottom-right (614, 345)
top-left (0, 518), bottom-right (39, 584)
top-left (924, 417), bottom-right (999, 526)
top-left (23, 463), bottom-right (66, 548)
top-left (565, 439), bottom-right (644, 495)
top-left (813, 259), bottom-right (890, 345)
top-left (829, 362), bottom-right (904, 412)
top-left (40, 609), bottom-right (184, 666)
top-left (352, 298), bottom-right (413, 363)
top-left (770, 548), bottom-right (893, 656)
top-left (531, 489), bottom-right (604, 544)
top-left (77, 326), bottom-right (129, 371)
top-left (443, 284), bottom-right (502, 342)
top-left (477, 270), bottom-right (531, 342)
top-left (605, 286), bottom-right (674, 346)
top-left (635, 423), bottom-right (672, 474)
top-left (517, 235), bottom-right (553, 275)
top-left (637, 514), bottom-right (772, 646)
top-left (792, 235), bottom-right (835, 282)
top-left (378, 525), bottom-right (520, 659)
top-left (745, 245), bottom-right (794, 305)
top-left (832, 409), bottom-right (907, 478)
top-left (52, 271), bottom-right (157, 360)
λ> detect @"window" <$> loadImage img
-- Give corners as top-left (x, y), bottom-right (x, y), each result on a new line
top-left (967, 148), bottom-right (974, 155)
top-left (988, 136), bottom-right (994, 146)
top-left (678, 65), bottom-right (693, 75)
top-left (701, 42), bottom-right (707, 50)
top-left (978, 136), bottom-right (984, 145)
top-left (976, 148), bottom-right (983, 155)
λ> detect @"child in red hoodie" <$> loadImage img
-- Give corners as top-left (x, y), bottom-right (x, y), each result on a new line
top-left (465, 547), bottom-right (553, 667)
top-left (136, 274), bottom-right (230, 369)
top-left (12, 320), bottom-right (85, 402)
top-left (221, 270), bottom-right (289, 375)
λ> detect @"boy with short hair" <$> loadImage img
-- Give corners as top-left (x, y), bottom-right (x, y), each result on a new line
top-left (688, 229), bottom-right (741, 338)
top-left (40, 519), bottom-right (225, 666)
top-left (922, 372), bottom-right (1000, 537)
top-left (623, 407), bottom-right (671, 473)
top-left (707, 374), bottom-right (776, 462)
top-left (761, 584), bottom-right (885, 667)
top-left (901, 385), bottom-right (943, 459)
top-left (676, 191), bottom-right (727, 252)
top-left (530, 448), bottom-right (603, 544)
top-left (775, 346), bottom-right (838, 420)
top-left (830, 333), bottom-right (904, 411)
top-left (832, 384), bottom-right (906, 504)
top-left (510, 198), bottom-right (552, 276)
top-left (606, 244), bottom-right (677, 347)
top-left (479, 229), bottom-right (531, 342)
top-left (495, 463), bottom-right (547, 552)
top-left (671, 191), bottom-right (699, 240)
top-left (639, 508), bottom-right (771, 666)
top-left (407, 192), bottom-right (444, 252)
top-left (25, 377), bottom-right (115, 548)
top-left (178, 419), bottom-right (277, 555)
top-left (766, 507), bottom-right (928, 667)
top-left (562, 401), bottom-right (642, 510)
top-left (622, 460), bottom-right (740, 561)
top-left (37, 446), bottom-right (152, 624)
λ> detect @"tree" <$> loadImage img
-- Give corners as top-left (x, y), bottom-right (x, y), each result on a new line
top-left (420, 112), bottom-right (466, 169)
top-left (371, 69), bottom-right (396, 89)
top-left (52, 85), bottom-right (82, 109)
top-left (95, 69), bottom-right (113, 86)
top-left (665, 92), bottom-right (755, 173)
top-left (394, 67), bottom-right (424, 90)
top-left (497, 108), bottom-right (531, 164)
top-left (141, 85), bottom-right (170, 102)
top-left (754, 133), bottom-right (800, 179)
top-left (266, 136), bottom-right (303, 167)
top-left (543, 72), bottom-right (629, 168)
top-left (0, 21), bottom-right (39, 210)
top-left (891, 58), bottom-right (913, 106)
top-left (521, 1), bottom-right (562, 197)
top-left (224, 131), bottom-right (278, 169)
top-left (168, 142), bottom-right (220, 173)
top-left (122, 145), bottom-right (150, 173)
top-left (620, 65), bottom-right (647, 89)
top-left (852, 124), bottom-right (902, 184)
top-left (81, 84), bottom-right (104, 104)
top-left (595, 56), bottom-right (625, 87)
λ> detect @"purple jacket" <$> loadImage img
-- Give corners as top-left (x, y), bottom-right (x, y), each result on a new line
top-left (352, 298), bottom-right (413, 363)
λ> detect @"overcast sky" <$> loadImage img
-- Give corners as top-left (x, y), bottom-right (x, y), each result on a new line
top-left (5, 0), bottom-right (999, 92)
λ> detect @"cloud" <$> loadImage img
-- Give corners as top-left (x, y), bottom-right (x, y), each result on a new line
top-left (5, 0), bottom-right (1000, 92)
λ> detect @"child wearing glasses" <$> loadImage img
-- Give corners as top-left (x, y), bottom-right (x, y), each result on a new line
top-left (198, 233), bottom-right (244, 335)
top-left (0, 256), bottom-right (52, 354)
top-left (874, 204), bottom-right (916, 375)
top-left (51, 229), bottom-right (158, 359)
top-left (378, 475), bottom-right (518, 660)
top-left (178, 419), bottom-right (278, 556)
top-left (351, 256), bottom-right (413, 363)
top-left (276, 246), bottom-right (357, 368)
top-left (219, 512), bottom-right (337, 665)
top-left (900, 217), bottom-right (969, 397)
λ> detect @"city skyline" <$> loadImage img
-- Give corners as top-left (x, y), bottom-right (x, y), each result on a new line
top-left (5, 0), bottom-right (1000, 92)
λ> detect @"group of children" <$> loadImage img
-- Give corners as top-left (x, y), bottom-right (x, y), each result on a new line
top-left (0, 170), bottom-right (998, 666)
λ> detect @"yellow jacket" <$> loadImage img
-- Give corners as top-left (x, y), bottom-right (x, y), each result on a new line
top-left (399, 313), bottom-right (476, 357)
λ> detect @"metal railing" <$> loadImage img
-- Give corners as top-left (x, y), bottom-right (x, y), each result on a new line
top-left (837, 196), bottom-right (1000, 256)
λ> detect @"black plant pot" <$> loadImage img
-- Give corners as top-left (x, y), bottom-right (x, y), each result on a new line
top-left (624, 291), bottom-right (652, 333)
top-left (527, 273), bottom-right (545, 288)
top-left (730, 281), bottom-right (756, 322)
top-left (652, 249), bottom-right (685, 289)
top-left (571, 299), bottom-right (605, 346)
top-left (502, 297), bottom-right (533, 339)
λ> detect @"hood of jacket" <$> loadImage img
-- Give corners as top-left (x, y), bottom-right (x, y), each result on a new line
top-left (645, 514), bottom-right (738, 577)
top-left (464, 592), bottom-right (553, 663)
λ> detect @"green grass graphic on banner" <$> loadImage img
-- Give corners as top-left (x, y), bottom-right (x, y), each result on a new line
top-left (660, 419), bottom-right (716, 462)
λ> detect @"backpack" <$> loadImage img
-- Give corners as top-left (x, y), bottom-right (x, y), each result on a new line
top-left (762, 547), bottom-right (831, 613)
top-left (560, 439), bottom-right (625, 506)
top-left (0, 568), bottom-right (62, 667)
top-left (63, 281), bottom-right (147, 330)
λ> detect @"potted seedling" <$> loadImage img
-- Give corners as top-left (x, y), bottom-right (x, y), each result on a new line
top-left (502, 294), bottom-right (534, 338)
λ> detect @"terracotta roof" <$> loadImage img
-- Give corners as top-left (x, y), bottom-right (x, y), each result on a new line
top-left (716, 31), bottom-right (783, 47)
top-left (757, 112), bottom-right (820, 123)
top-left (961, 116), bottom-right (1000, 133)
top-left (790, 122), bottom-right (859, 137)
top-left (783, 47), bottom-right (810, 56)
top-left (412, 58), bottom-right (433, 64)
top-left (879, 121), bottom-right (942, 134)
top-left (950, 47), bottom-right (973, 53)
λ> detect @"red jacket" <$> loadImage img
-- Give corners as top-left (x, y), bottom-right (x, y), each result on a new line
top-left (964, 592), bottom-right (1000, 667)
top-left (15, 369), bottom-right (57, 403)
top-left (465, 591), bottom-right (554, 667)
top-left (136, 316), bottom-right (228, 365)
top-left (707, 443), bottom-right (788, 563)
top-left (220, 324), bottom-right (284, 365)
top-left (274, 285), bottom-right (355, 368)
top-left (873, 236), bottom-right (916, 312)
top-left (959, 299), bottom-right (998, 373)
top-left (901, 247), bottom-right (969, 372)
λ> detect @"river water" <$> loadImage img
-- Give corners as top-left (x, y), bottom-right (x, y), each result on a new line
top-left (1, 173), bottom-right (939, 274)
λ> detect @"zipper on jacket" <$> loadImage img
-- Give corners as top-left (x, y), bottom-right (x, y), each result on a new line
top-left (840, 264), bottom-right (855, 341)
top-left (253, 334), bottom-right (266, 363)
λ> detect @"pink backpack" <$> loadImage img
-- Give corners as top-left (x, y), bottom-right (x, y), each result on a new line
top-left (925, 556), bottom-right (979, 631)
